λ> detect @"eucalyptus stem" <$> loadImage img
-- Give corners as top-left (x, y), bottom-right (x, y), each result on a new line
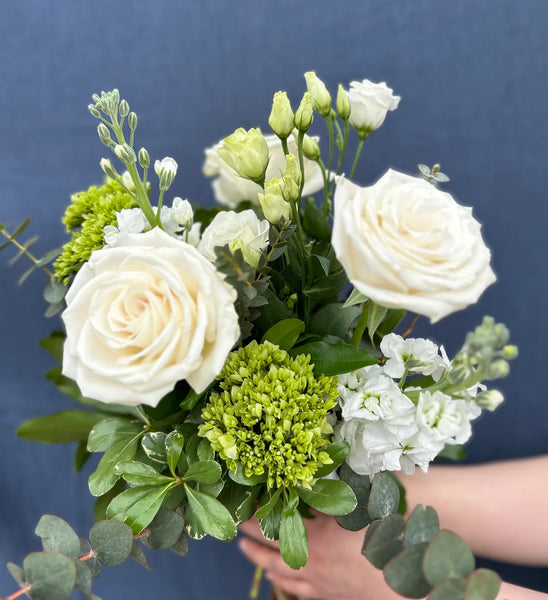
top-left (351, 302), bottom-right (369, 346)
top-left (0, 230), bottom-right (54, 278)
top-left (349, 138), bottom-right (365, 181)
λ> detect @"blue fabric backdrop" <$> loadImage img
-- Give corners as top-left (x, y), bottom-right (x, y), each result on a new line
top-left (1, 0), bottom-right (547, 597)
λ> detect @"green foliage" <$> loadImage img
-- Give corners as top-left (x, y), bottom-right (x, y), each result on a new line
top-left (184, 485), bottom-right (237, 541)
top-left (296, 479), bottom-right (357, 516)
top-left (363, 513), bottom-right (405, 569)
top-left (289, 338), bottom-right (376, 376)
top-left (279, 508), bottom-right (308, 569)
top-left (261, 318), bottom-right (305, 350)
top-left (367, 472), bottom-right (401, 520)
top-left (384, 542), bottom-right (431, 598)
top-left (89, 521), bottom-right (134, 567)
top-left (23, 552), bottom-right (77, 600)
top-left (423, 531), bottom-right (475, 584)
top-left (309, 303), bottom-right (361, 338)
top-left (336, 463), bottom-right (371, 531)
top-left (141, 508), bottom-right (184, 551)
top-left (35, 516), bottom-right (80, 559)
top-left (17, 410), bottom-right (106, 444)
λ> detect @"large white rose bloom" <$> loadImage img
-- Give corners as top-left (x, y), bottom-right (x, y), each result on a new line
top-left (62, 228), bottom-right (240, 407)
top-left (203, 134), bottom-right (324, 208)
top-left (332, 170), bottom-right (496, 322)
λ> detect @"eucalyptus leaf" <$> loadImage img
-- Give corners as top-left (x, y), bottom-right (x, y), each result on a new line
top-left (89, 520), bottom-right (134, 567)
top-left (368, 472), bottom-right (400, 520)
top-left (43, 277), bottom-right (68, 305)
top-left (337, 463), bottom-right (371, 531)
top-left (428, 577), bottom-right (466, 600)
top-left (279, 510), bottom-right (308, 569)
top-left (404, 504), bottom-right (439, 546)
top-left (170, 528), bottom-right (190, 557)
top-left (297, 480), bottom-right (356, 516)
top-left (184, 485), bottom-right (237, 540)
top-left (7, 562), bottom-right (24, 587)
top-left (35, 515), bottom-right (80, 558)
top-left (129, 540), bottom-right (150, 570)
top-left (362, 513), bottom-right (405, 569)
top-left (464, 569), bottom-right (501, 600)
top-left (289, 339), bottom-right (377, 376)
top-left (79, 538), bottom-right (100, 578)
top-left (423, 530), bottom-right (476, 585)
top-left (23, 551), bottom-right (76, 600)
top-left (142, 508), bottom-right (184, 550)
top-left (383, 542), bottom-right (431, 598)
top-left (17, 410), bottom-right (105, 444)
top-left (75, 561), bottom-right (93, 599)
top-left (261, 318), bottom-right (305, 350)
top-left (87, 419), bottom-right (143, 453)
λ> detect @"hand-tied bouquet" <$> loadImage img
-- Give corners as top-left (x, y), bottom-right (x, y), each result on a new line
top-left (0, 73), bottom-right (516, 600)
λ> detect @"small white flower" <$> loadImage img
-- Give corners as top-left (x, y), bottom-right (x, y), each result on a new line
top-left (154, 156), bottom-right (178, 177)
top-left (103, 225), bottom-right (120, 245)
top-left (171, 197), bottom-right (194, 228)
top-left (346, 79), bottom-right (400, 136)
top-left (381, 333), bottom-right (451, 382)
top-left (121, 170), bottom-right (136, 191)
top-left (117, 208), bottom-right (147, 234)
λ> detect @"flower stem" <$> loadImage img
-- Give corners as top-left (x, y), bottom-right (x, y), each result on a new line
top-left (351, 302), bottom-right (369, 346)
top-left (349, 138), bottom-right (365, 181)
top-left (249, 565), bottom-right (264, 599)
top-left (5, 584), bottom-right (32, 600)
top-left (401, 314), bottom-right (420, 338)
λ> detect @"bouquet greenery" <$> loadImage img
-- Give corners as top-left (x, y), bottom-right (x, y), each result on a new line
top-left (0, 73), bottom-right (516, 600)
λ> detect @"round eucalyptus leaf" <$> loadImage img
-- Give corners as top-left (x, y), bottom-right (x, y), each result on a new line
top-left (404, 504), bottom-right (439, 546)
top-left (89, 520), bottom-right (134, 567)
top-left (337, 463), bottom-right (371, 530)
top-left (75, 561), bottom-right (93, 598)
top-left (464, 569), bottom-right (501, 600)
top-left (384, 542), bottom-right (431, 599)
top-left (428, 577), bottom-right (466, 600)
top-left (362, 514), bottom-right (404, 569)
top-left (23, 552), bottom-right (77, 600)
top-left (35, 515), bottom-right (80, 558)
top-left (170, 529), bottom-right (190, 557)
top-left (79, 538), bottom-right (101, 578)
top-left (368, 472), bottom-right (400, 520)
top-left (142, 508), bottom-right (184, 550)
top-left (423, 530), bottom-right (475, 585)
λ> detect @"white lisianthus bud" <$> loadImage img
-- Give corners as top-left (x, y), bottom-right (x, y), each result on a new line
top-left (475, 389), bottom-right (504, 411)
top-left (346, 79), bottom-right (400, 138)
top-left (171, 197), bottom-right (194, 228)
top-left (301, 133), bottom-right (320, 161)
top-left (97, 123), bottom-right (112, 146)
top-left (259, 178), bottom-right (292, 224)
top-left (281, 154), bottom-right (302, 203)
top-left (294, 92), bottom-right (314, 132)
top-left (138, 147), bottom-right (150, 169)
top-left (304, 71), bottom-right (331, 117)
top-left (269, 91), bottom-right (294, 139)
top-left (336, 84), bottom-right (351, 119)
top-left (218, 128), bottom-right (270, 184)
top-left (114, 143), bottom-right (137, 164)
top-left (100, 158), bottom-right (118, 180)
top-left (154, 157), bottom-right (178, 190)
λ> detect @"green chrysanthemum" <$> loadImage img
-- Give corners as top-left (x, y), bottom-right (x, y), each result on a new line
top-left (199, 340), bottom-right (338, 489)
top-left (54, 179), bottom-right (136, 282)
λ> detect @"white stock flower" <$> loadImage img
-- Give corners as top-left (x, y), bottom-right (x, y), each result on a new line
top-left (380, 333), bottom-right (451, 382)
top-left (203, 134), bottom-right (324, 208)
top-left (154, 156), bottom-right (178, 177)
top-left (171, 197), bottom-right (194, 228)
top-left (198, 209), bottom-right (269, 268)
top-left (62, 227), bottom-right (240, 406)
top-left (346, 79), bottom-right (400, 136)
top-left (332, 170), bottom-right (496, 322)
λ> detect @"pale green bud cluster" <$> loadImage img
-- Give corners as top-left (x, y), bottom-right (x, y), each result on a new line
top-left (304, 71), bottom-right (332, 117)
top-left (199, 340), bottom-right (338, 490)
top-left (269, 91), bottom-right (294, 139)
top-left (294, 92), bottom-right (314, 132)
top-left (258, 178), bottom-right (292, 224)
top-left (91, 89), bottom-right (121, 118)
top-left (218, 127), bottom-right (270, 183)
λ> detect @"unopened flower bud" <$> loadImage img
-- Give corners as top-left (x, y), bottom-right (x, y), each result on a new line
top-left (114, 143), bottom-right (137, 164)
top-left (128, 111), bottom-right (138, 131)
top-left (301, 133), bottom-right (320, 161)
top-left (97, 123), bottom-right (112, 146)
top-left (119, 99), bottom-right (130, 117)
top-left (138, 147), bottom-right (150, 169)
top-left (171, 197), bottom-right (194, 228)
top-left (218, 127), bottom-right (269, 183)
top-left (88, 104), bottom-right (101, 118)
top-left (336, 84), bottom-right (351, 119)
top-left (269, 91), bottom-right (294, 139)
top-left (304, 71), bottom-right (331, 117)
top-left (487, 359), bottom-right (510, 379)
top-left (154, 156), bottom-right (178, 190)
top-left (282, 154), bottom-right (302, 203)
top-left (475, 389), bottom-right (504, 411)
top-left (294, 92), bottom-right (314, 132)
top-left (99, 158), bottom-right (118, 180)
top-left (501, 345), bottom-right (518, 359)
top-left (259, 178), bottom-right (292, 224)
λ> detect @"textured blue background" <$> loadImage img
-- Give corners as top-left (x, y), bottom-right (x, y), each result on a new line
top-left (1, 0), bottom-right (547, 597)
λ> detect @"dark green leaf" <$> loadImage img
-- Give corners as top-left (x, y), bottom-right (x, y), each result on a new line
top-left (23, 551), bottom-right (76, 600)
top-left (75, 441), bottom-right (90, 472)
top-left (303, 270), bottom-right (348, 302)
top-left (75, 561), bottom-right (93, 599)
top-left (184, 485), bottom-right (237, 540)
top-left (343, 288), bottom-right (367, 308)
top-left (362, 513), bottom-right (405, 569)
top-left (436, 444), bottom-right (466, 462)
top-left (17, 410), bottom-right (105, 444)
top-left (313, 441), bottom-right (351, 477)
top-left (312, 254), bottom-right (331, 276)
top-left (185, 460), bottom-right (222, 484)
top-left (228, 463), bottom-right (268, 486)
top-left (87, 418), bottom-right (142, 452)
top-left (428, 577), bottom-right (466, 600)
top-left (94, 479), bottom-right (126, 523)
top-left (337, 463), bottom-right (371, 531)
top-left (106, 485), bottom-right (160, 522)
top-left (256, 488), bottom-right (283, 520)
top-left (261, 318), bottom-right (305, 350)
top-left (35, 515), bottom-right (80, 558)
top-left (180, 387), bottom-right (210, 411)
top-left (464, 569), bottom-right (501, 600)
top-left (114, 460), bottom-right (173, 487)
top-left (368, 472), bottom-right (400, 520)
top-left (79, 538), bottom-right (100, 578)
top-left (170, 528), bottom-right (190, 557)
top-left (142, 508), bottom-right (184, 550)
top-left (404, 505), bottom-right (439, 546)
top-left (129, 540), bottom-right (150, 570)
top-left (297, 480), bottom-right (356, 516)
top-left (197, 438), bottom-right (214, 461)
top-left (302, 197), bottom-right (331, 242)
top-left (289, 339), bottom-right (377, 376)
top-left (423, 530), bottom-right (476, 585)
top-left (235, 486), bottom-right (261, 523)
top-left (279, 510), bottom-right (308, 569)
top-left (366, 301), bottom-right (388, 345)
top-left (39, 331), bottom-right (65, 361)
top-left (309, 304), bottom-right (361, 339)
top-left (166, 432), bottom-right (185, 476)
top-left (384, 542), bottom-right (431, 598)
top-left (88, 435), bottom-right (141, 497)
top-left (259, 498), bottom-right (282, 541)
top-left (89, 520), bottom-right (134, 567)
top-left (124, 484), bottom-right (176, 533)
top-left (377, 309), bottom-right (407, 337)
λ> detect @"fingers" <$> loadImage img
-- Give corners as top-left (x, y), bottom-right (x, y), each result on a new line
top-left (238, 537), bottom-right (287, 573)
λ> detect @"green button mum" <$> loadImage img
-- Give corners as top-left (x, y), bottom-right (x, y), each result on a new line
top-left (199, 340), bottom-right (338, 490)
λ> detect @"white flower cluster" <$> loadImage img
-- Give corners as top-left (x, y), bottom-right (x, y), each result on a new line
top-left (336, 333), bottom-right (481, 477)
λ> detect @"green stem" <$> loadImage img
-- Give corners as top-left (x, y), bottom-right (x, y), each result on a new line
top-left (351, 302), bottom-right (369, 346)
top-left (316, 158), bottom-right (330, 212)
top-left (249, 566), bottom-right (264, 599)
top-left (156, 189), bottom-right (165, 225)
top-left (325, 116), bottom-right (335, 179)
top-left (281, 137), bottom-right (289, 157)
top-left (335, 119), bottom-right (350, 174)
top-left (349, 138), bottom-right (365, 181)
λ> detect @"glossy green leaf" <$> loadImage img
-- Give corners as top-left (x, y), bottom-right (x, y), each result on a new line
top-left (185, 485), bottom-right (237, 540)
top-left (404, 504), bottom-right (439, 546)
top-left (185, 460), bottom-right (222, 484)
top-left (197, 438), bottom-right (214, 461)
top-left (88, 435), bottom-right (141, 497)
top-left (141, 432), bottom-right (168, 464)
top-left (166, 432), bottom-right (185, 476)
top-left (259, 499), bottom-right (282, 541)
top-left (261, 318), bottom-right (305, 350)
top-left (87, 419), bottom-right (142, 452)
top-left (17, 410), bottom-right (105, 444)
top-left (114, 460), bottom-right (174, 487)
top-left (309, 304), bottom-right (361, 339)
top-left (106, 485), bottom-right (160, 522)
top-left (297, 480), bottom-right (356, 516)
top-left (313, 441), bottom-right (350, 477)
top-left (39, 331), bottom-right (65, 361)
top-left (289, 339), bottom-right (377, 376)
top-left (89, 520), bottom-right (134, 567)
top-left (368, 472), bottom-right (400, 520)
top-left (124, 484), bottom-right (176, 533)
top-left (255, 488), bottom-right (283, 520)
top-left (282, 488), bottom-right (300, 518)
top-left (363, 513), bottom-right (405, 569)
top-left (384, 542), bottom-right (431, 598)
top-left (35, 515), bottom-right (80, 558)
top-left (279, 510), bottom-right (308, 569)
top-left (423, 530), bottom-right (476, 585)
top-left (366, 301), bottom-right (388, 344)
top-left (343, 288), bottom-right (367, 308)
top-left (302, 196), bottom-right (331, 242)
top-left (23, 551), bottom-right (76, 600)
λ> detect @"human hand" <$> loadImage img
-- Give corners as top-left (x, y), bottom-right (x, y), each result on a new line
top-left (238, 512), bottom-right (405, 600)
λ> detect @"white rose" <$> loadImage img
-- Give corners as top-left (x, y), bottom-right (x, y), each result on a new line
top-left (203, 134), bottom-right (324, 208)
top-left (198, 209), bottom-right (269, 268)
top-left (332, 170), bottom-right (496, 322)
top-left (62, 227), bottom-right (240, 407)
top-left (346, 79), bottom-right (400, 136)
